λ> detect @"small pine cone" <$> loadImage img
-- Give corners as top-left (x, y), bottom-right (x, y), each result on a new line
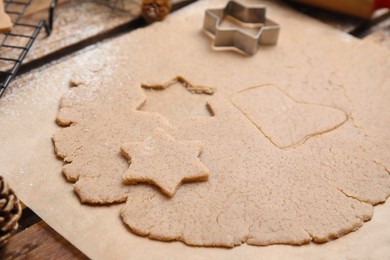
top-left (141, 0), bottom-right (172, 23)
top-left (0, 176), bottom-right (22, 247)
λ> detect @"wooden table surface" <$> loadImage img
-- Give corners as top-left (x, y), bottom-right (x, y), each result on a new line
top-left (1, 0), bottom-right (389, 259)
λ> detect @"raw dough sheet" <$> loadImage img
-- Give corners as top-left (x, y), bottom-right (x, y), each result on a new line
top-left (0, 0), bottom-right (390, 259)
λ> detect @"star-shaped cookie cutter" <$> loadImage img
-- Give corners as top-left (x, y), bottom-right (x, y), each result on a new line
top-left (203, 0), bottom-right (280, 55)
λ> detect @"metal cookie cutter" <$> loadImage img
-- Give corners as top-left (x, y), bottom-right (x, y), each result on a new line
top-left (203, 0), bottom-right (280, 55)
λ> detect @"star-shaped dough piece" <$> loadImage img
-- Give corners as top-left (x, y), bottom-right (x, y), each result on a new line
top-left (121, 128), bottom-right (209, 197)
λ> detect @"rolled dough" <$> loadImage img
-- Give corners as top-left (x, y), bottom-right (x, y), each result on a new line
top-left (1, 0), bottom-right (390, 257)
top-left (52, 0), bottom-right (390, 248)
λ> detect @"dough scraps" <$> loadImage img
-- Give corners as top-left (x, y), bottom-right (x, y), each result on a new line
top-left (121, 128), bottom-right (209, 197)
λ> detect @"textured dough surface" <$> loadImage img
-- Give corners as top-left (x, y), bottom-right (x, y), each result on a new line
top-left (51, 0), bottom-right (390, 248)
top-left (53, 83), bottom-right (172, 203)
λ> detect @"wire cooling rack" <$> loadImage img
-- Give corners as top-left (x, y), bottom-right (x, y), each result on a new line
top-left (0, 0), bottom-right (57, 98)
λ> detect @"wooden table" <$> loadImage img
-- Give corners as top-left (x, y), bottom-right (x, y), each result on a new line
top-left (0, 0), bottom-right (389, 259)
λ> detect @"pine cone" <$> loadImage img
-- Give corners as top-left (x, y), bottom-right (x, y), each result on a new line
top-left (141, 0), bottom-right (172, 23)
top-left (0, 176), bottom-right (22, 247)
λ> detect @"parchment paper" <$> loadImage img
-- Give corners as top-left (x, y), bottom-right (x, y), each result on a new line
top-left (0, 0), bottom-right (389, 259)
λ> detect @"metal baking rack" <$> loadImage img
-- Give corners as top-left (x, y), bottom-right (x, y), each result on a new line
top-left (0, 0), bottom-right (57, 98)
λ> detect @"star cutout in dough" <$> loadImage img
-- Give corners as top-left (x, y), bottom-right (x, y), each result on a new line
top-left (139, 76), bottom-right (215, 125)
top-left (121, 128), bottom-right (209, 197)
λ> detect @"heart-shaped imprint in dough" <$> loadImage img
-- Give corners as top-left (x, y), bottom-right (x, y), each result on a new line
top-left (231, 85), bottom-right (348, 149)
